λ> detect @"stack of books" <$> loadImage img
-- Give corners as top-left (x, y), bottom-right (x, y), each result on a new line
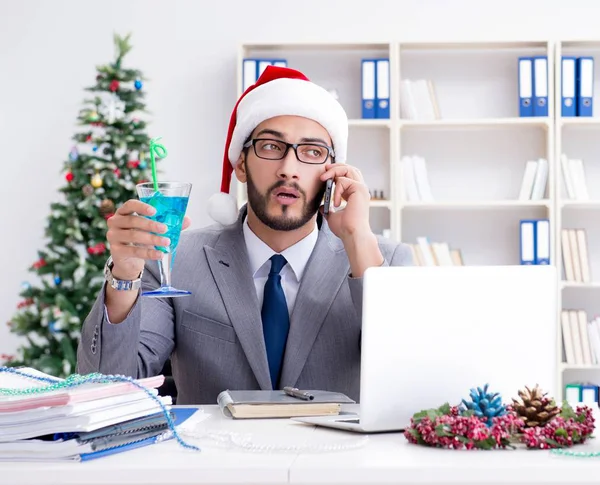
top-left (0, 367), bottom-right (197, 461)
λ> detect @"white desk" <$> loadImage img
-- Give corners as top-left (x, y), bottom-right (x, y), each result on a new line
top-left (1, 405), bottom-right (599, 485)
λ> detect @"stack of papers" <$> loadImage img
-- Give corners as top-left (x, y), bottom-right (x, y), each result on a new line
top-left (0, 367), bottom-right (194, 461)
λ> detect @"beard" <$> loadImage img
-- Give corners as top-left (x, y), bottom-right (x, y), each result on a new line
top-left (246, 163), bottom-right (325, 231)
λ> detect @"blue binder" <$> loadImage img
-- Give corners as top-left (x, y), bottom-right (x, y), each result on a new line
top-left (242, 58), bottom-right (288, 91)
top-left (375, 58), bottom-right (390, 119)
top-left (532, 56), bottom-right (548, 116)
top-left (518, 57), bottom-right (533, 117)
top-left (534, 219), bottom-right (550, 265)
top-left (561, 56), bottom-right (577, 117)
top-left (576, 56), bottom-right (594, 117)
top-left (519, 219), bottom-right (536, 265)
top-left (361, 59), bottom-right (376, 118)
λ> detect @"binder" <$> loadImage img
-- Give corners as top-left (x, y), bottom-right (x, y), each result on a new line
top-left (561, 56), bottom-right (577, 117)
top-left (532, 56), bottom-right (548, 116)
top-left (375, 58), bottom-right (390, 119)
top-left (519, 219), bottom-right (536, 265)
top-left (576, 56), bottom-right (594, 116)
top-left (580, 384), bottom-right (599, 405)
top-left (535, 219), bottom-right (550, 265)
top-left (242, 58), bottom-right (288, 92)
top-left (565, 383), bottom-right (581, 403)
top-left (361, 59), bottom-right (376, 118)
top-left (242, 59), bottom-right (258, 92)
top-left (518, 57), bottom-right (533, 117)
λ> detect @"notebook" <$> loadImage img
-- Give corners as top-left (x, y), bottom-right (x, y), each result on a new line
top-left (217, 389), bottom-right (355, 419)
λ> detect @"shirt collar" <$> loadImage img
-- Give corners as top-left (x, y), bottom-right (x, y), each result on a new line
top-left (242, 217), bottom-right (318, 281)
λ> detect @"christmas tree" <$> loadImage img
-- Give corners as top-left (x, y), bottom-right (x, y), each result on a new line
top-left (4, 33), bottom-right (158, 377)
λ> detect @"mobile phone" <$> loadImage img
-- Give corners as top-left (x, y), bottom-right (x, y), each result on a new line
top-left (323, 178), bottom-right (334, 215)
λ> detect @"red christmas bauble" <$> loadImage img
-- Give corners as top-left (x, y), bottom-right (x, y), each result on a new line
top-left (114, 168), bottom-right (121, 177)
top-left (65, 172), bottom-right (74, 182)
top-left (109, 80), bottom-right (119, 92)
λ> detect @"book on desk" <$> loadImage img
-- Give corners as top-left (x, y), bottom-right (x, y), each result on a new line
top-left (217, 389), bottom-right (355, 419)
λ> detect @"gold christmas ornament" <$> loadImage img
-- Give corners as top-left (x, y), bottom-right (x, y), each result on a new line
top-left (91, 172), bottom-right (103, 188)
top-left (99, 199), bottom-right (115, 217)
top-left (511, 385), bottom-right (560, 428)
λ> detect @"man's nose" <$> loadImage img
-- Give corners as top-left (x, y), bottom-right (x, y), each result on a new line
top-left (276, 147), bottom-right (300, 179)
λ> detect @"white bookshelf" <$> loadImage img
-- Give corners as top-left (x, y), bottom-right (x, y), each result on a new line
top-left (555, 40), bottom-right (600, 397)
top-left (235, 40), bottom-right (600, 400)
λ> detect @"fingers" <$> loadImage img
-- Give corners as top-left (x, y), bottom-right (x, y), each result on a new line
top-left (116, 199), bottom-right (157, 217)
top-left (109, 212), bottom-right (167, 234)
top-left (331, 176), bottom-right (370, 207)
top-left (110, 241), bottom-right (165, 261)
top-left (182, 216), bottom-right (192, 231)
top-left (320, 164), bottom-right (364, 183)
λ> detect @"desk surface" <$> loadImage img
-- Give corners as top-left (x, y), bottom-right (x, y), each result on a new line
top-left (1, 404), bottom-right (600, 485)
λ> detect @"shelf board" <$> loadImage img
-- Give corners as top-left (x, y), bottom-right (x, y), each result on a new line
top-left (561, 281), bottom-right (600, 289)
top-left (242, 41), bottom-right (391, 51)
top-left (399, 40), bottom-right (549, 51)
top-left (369, 199), bottom-right (392, 208)
top-left (399, 117), bottom-right (550, 129)
top-left (560, 363), bottom-right (600, 371)
top-left (558, 116), bottom-right (600, 127)
top-left (402, 200), bottom-right (551, 210)
top-left (560, 200), bottom-right (600, 209)
top-left (348, 119), bottom-right (391, 128)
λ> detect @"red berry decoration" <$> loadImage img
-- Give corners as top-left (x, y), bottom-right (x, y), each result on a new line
top-left (404, 384), bottom-right (595, 451)
top-left (65, 172), bottom-right (74, 182)
top-left (109, 80), bottom-right (119, 92)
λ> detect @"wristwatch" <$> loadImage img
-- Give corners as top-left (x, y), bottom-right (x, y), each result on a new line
top-left (103, 256), bottom-right (143, 291)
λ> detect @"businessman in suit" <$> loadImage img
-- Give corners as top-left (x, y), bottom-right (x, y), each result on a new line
top-left (76, 66), bottom-right (412, 404)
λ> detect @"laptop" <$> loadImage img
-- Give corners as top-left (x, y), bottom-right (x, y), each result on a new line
top-left (293, 265), bottom-right (558, 433)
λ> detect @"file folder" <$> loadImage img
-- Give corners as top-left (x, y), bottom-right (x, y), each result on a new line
top-left (561, 56), bottom-right (577, 117)
top-left (532, 56), bottom-right (548, 116)
top-left (519, 219), bottom-right (535, 265)
top-left (375, 58), bottom-right (390, 119)
top-left (242, 58), bottom-right (288, 92)
top-left (535, 219), bottom-right (550, 265)
top-left (518, 57), bottom-right (533, 117)
top-left (242, 59), bottom-right (258, 92)
top-left (361, 59), bottom-right (376, 118)
top-left (576, 57), bottom-right (594, 117)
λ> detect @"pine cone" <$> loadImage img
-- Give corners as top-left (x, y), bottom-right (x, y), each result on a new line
top-left (460, 384), bottom-right (507, 426)
top-left (511, 385), bottom-right (560, 428)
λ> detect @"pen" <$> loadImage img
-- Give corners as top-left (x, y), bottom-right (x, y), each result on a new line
top-left (283, 386), bottom-right (314, 401)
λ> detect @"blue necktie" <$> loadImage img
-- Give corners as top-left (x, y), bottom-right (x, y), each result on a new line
top-left (261, 254), bottom-right (290, 388)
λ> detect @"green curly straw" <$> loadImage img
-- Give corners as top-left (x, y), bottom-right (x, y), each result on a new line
top-left (149, 137), bottom-right (168, 192)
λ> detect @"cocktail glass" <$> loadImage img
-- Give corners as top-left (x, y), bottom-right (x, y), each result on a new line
top-left (136, 181), bottom-right (192, 298)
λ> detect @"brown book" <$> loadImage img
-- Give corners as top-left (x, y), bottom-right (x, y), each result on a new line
top-left (217, 389), bottom-right (355, 419)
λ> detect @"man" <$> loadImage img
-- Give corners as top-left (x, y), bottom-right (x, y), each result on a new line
top-left (76, 66), bottom-right (412, 404)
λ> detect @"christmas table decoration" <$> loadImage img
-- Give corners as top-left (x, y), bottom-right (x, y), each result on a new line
top-left (404, 384), bottom-right (595, 452)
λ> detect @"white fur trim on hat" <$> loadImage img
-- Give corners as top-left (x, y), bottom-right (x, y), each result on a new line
top-left (227, 78), bottom-right (348, 166)
top-left (207, 191), bottom-right (238, 226)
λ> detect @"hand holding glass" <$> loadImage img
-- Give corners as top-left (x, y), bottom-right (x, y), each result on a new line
top-left (136, 181), bottom-right (192, 297)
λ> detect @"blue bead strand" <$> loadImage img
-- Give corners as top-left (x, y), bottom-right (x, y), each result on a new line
top-left (0, 367), bottom-right (200, 452)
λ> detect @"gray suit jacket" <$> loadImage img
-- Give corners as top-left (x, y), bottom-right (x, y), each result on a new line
top-left (76, 207), bottom-right (412, 404)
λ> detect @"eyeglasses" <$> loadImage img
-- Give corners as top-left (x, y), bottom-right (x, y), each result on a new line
top-left (243, 138), bottom-right (334, 165)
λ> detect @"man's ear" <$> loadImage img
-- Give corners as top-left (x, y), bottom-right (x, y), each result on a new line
top-left (234, 153), bottom-right (247, 183)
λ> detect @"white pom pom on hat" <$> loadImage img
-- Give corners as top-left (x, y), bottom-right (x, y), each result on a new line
top-left (207, 65), bottom-right (348, 226)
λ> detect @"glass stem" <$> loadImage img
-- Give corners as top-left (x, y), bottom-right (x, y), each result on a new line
top-left (158, 251), bottom-right (172, 288)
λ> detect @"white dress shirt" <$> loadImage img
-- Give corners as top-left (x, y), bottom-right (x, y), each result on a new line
top-left (242, 217), bottom-right (318, 316)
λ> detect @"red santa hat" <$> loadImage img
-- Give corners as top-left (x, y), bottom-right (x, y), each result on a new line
top-left (207, 65), bottom-right (348, 226)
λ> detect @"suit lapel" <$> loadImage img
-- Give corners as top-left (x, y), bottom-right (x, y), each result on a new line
top-left (279, 223), bottom-right (349, 387)
top-left (203, 212), bottom-right (272, 390)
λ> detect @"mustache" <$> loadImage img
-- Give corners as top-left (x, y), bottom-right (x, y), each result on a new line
top-left (268, 180), bottom-right (307, 198)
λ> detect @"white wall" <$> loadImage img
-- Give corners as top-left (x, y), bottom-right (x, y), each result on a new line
top-left (1, 0), bottom-right (600, 356)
